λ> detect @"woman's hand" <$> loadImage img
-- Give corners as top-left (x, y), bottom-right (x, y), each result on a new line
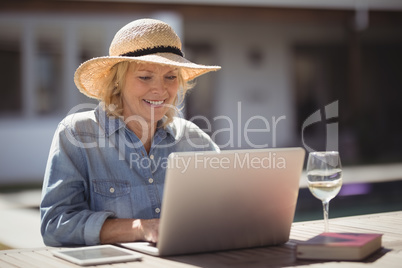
top-left (134, 218), bottom-right (160, 243)
top-left (100, 218), bottom-right (160, 244)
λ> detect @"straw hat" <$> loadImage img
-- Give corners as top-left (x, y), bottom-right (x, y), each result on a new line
top-left (74, 18), bottom-right (221, 99)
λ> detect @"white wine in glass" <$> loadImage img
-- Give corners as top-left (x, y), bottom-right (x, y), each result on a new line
top-left (307, 151), bottom-right (342, 232)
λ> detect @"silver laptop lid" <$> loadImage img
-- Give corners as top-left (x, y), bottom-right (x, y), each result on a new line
top-left (158, 147), bottom-right (305, 256)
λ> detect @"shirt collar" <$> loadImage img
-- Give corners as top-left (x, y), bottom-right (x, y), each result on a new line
top-left (159, 118), bottom-right (175, 137)
top-left (95, 104), bottom-right (125, 137)
top-left (153, 118), bottom-right (175, 144)
top-left (95, 103), bottom-right (175, 139)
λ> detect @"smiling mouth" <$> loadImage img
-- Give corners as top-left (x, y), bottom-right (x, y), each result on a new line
top-left (144, 99), bottom-right (164, 105)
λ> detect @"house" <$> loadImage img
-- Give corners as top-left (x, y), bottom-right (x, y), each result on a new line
top-left (1, 0), bottom-right (401, 184)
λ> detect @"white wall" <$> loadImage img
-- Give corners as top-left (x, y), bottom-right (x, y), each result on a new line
top-left (0, 118), bottom-right (59, 184)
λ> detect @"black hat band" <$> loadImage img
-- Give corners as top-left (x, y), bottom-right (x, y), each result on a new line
top-left (120, 45), bottom-right (183, 57)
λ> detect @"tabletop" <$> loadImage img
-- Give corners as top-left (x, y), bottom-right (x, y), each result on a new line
top-left (1, 211), bottom-right (401, 267)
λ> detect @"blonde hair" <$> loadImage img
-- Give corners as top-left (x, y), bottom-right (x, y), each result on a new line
top-left (97, 61), bottom-right (193, 128)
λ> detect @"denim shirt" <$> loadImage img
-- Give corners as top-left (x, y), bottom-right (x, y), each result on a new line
top-left (40, 104), bottom-right (219, 246)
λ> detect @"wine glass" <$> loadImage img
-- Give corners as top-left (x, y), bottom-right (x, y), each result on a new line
top-left (306, 151), bottom-right (342, 232)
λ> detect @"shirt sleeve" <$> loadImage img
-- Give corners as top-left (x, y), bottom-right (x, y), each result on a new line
top-left (40, 122), bottom-right (114, 246)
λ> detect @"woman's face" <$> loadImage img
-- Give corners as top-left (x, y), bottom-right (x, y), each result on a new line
top-left (121, 62), bottom-right (179, 125)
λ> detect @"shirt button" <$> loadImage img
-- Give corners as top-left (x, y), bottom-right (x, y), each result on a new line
top-left (109, 187), bottom-right (115, 193)
top-left (155, 208), bottom-right (161, 214)
top-left (148, 178), bottom-right (154, 184)
top-left (150, 154), bottom-right (154, 160)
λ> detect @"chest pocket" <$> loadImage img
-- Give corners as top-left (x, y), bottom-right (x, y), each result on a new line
top-left (93, 180), bottom-right (130, 197)
top-left (92, 180), bottom-right (132, 218)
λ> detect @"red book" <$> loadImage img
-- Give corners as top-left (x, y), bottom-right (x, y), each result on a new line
top-left (296, 232), bottom-right (383, 261)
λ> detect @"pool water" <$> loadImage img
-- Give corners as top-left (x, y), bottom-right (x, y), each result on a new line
top-left (294, 180), bottom-right (402, 222)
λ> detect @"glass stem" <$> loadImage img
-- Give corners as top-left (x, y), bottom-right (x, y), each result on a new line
top-left (322, 201), bottom-right (329, 232)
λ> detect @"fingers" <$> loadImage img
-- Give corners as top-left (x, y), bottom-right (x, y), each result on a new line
top-left (140, 218), bottom-right (160, 243)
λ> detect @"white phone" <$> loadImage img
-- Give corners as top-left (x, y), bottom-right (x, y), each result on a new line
top-left (52, 245), bottom-right (142, 266)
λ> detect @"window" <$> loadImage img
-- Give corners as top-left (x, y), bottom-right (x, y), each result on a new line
top-left (0, 45), bottom-right (21, 115)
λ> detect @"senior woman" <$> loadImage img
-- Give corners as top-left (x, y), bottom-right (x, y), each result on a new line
top-left (40, 18), bottom-right (220, 247)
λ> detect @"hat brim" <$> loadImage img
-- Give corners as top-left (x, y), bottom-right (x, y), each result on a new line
top-left (74, 53), bottom-right (221, 99)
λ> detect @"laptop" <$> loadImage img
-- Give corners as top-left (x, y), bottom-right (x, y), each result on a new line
top-left (119, 147), bottom-right (305, 256)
